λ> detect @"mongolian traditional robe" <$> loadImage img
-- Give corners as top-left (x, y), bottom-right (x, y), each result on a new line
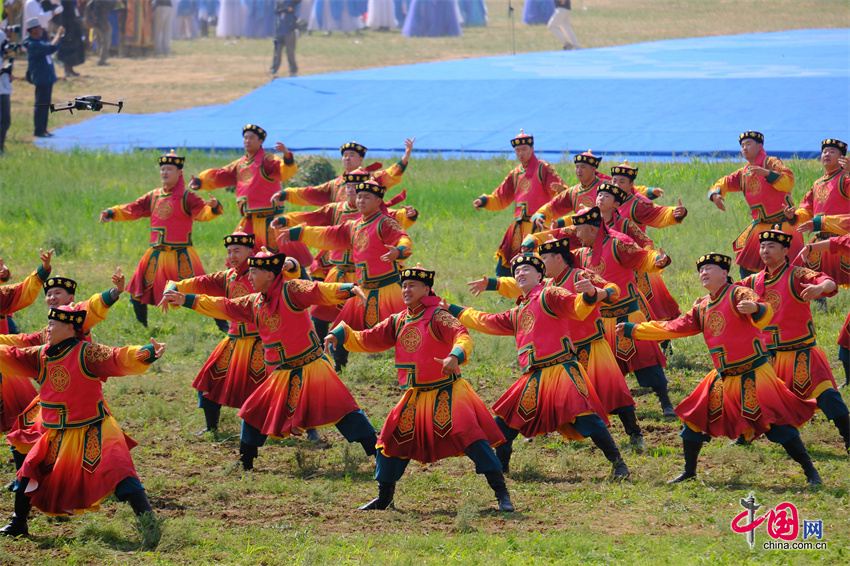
top-left (709, 148), bottom-right (802, 272)
top-left (0, 339), bottom-right (159, 515)
top-left (622, 284), bottom-right (817, 441)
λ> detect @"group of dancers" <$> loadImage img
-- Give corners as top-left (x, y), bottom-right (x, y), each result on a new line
top-left (0, 124), bottom-right (847, 539)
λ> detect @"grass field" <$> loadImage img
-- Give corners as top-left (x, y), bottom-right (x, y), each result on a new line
top-left (1, 1), bottom-right (849, 563)
top-left (1, 148), bottom-right (848, 565)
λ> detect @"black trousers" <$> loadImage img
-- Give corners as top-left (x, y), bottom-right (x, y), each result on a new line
top-left (271, 32), bottom-right (298, 76)
top-left (0, 93), bottom-right (10, 151)
top-left (34, 83), bottom-right (53, 136)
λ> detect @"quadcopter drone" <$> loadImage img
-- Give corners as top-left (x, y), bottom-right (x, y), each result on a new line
top-left (49, 95), bottom-right (124, 115)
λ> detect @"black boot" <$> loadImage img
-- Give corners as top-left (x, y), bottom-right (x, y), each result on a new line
top-left (590, 432), bottom-right (630, 479)
top-left (358, 482), bottom-right (395, 510)
top-left (306, 428), bottom-right (320, 442)
top-left (131, 299), bottom-right (148, 327)
top-left (495, 441), bottom-right (513, 474)
top-left (781, 436), bottom-right (822, 486)
top-left (726, 434), bottom-right (752, 447)
top-left (842, 359), bottom-right (850, 388)
top-left (214, 319), bottom-right (230, 333)
top-left (618, 411), bottom-right (645, 449)
top-left (334, 345), bottom-right (349, 373)
top-left (126, 490), bottom-right (154, 516)
top-left (313, 319), bottom-right (330, 342)
top-left (484, 471), bottom-right (515, 512)
top-left (359, 433), bottom-right (378, 457)
top-left (668, 439), bottom-right (702, 483)
top-left (834, 414), bottom-right (850, 452)
top-left (652, 387), bottom-right (678, 418)
top-left (238, 442), bottom-right (258, 471)
top-left (4, 451), bottom-right (26, 491)
top-left (196, 406), bottom-right (220, 437)
top-left (0, 489), bottom-right (31, 537)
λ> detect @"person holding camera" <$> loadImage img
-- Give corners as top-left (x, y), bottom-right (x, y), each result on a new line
top-left (23, 18), bottom-right (64, 138)
top-left (271, 0), bottom-right (299, 78)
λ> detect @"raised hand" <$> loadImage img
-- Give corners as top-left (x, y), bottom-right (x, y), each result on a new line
top-left (783, 204), bottom-right (796, 220)
top-left (401, 137), bottom-right (416, 164)
top-left (380, 244), bottom-right (401, 262)
top-left (466, 276), bottom-right (489, 297)
top-left (188, 175), bottom-right (201, 190)
top-left (323, 333), bottom-right (338, 355)
top-left (270, 217), bottom-right (284, 231)
top-left (655, 247), bottom-right (669, 268)
top-left (351, 285), bottom-right (367, 305)
top-left (652, 188), bottom-right (665, 198)
top-left (273, 141), bottom-right (289, 155)
top-left (99, 210), bottom-right (111, 223)
top-left (40, 248), bottom-right (55, 271)
top-left (614, 322), bottom-right (626, 336)
top-left (472, 198), bottom-right (483, 210)
top-left (401, 205), bottom-right (417, 218)
top-left (712, 194), bottom-right (726, 212)
top-left (673, 198), bottom-right (687, 219)
top-left (112, 267), bottom-right (125, 293)
top-left (0, 258), bottom-right (8, 281)
top-left (534, 216), bottom-right (546, 231)
top-left (150, 338), bottom-right (166, 358)
top-left (434, 354), bottom-right (459, 376)
top-left (206, 196), bottom-right (219, 209)
top-left (271, 191), bottom-right (286, 207)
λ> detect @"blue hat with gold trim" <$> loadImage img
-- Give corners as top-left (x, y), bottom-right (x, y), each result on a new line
top-left (572, 206), bottom-right (603, 227)
top-left (739, 131), bottom-right (764, 145)
top-left (223, 231), bottom-right (255, 248)
top-left (248, 250), bottom-right (287, 274)
top-left (538, 237), bottom-right (571, 255)
top-left (597, 183), bottom-right (629, 204)
top-left (48, 305), bottom-right (86, 330)
top-left (355, 180), bottom-right (387, 198)
top-left (759, 225), bottom-right (792, 248)
top-left (696, 252), bottom-right (732, 272)
top-left (340, 142), bottom-right (367, 157)
top-left (574, 150), bottom-right (601, 168)
top-left (822, 138), bottom-right (847, 156)
top-left (510, 130), bottom-right (534, 148)
top-left (158, 150), bottom-right (185, 169)
top-left (242, 124), bottom-right (267, 141)
top-left (610, 161), bottom-right (638, 181)
top-left (400, 265), bottom-right (435, 287)
top-left (43, 276), bottom-right (77, 295)
top-left (511, 253), bottom-right (546, 277)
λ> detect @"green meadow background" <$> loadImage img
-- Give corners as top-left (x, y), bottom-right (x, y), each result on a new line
top-left (0, 147), bottom-right (847, 565)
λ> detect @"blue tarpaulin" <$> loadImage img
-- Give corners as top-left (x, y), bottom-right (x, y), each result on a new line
top-left (37, 29), bottom-right (850, 159)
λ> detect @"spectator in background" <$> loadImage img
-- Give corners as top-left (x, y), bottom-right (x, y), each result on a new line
top-left (153, 0), bottom-right (173, 53)
top-left (216, 0), bottom-right (244, 37)
top-left (522, 0), bottom-right (553, 25)
top-left (458, 0), bottom-right (486, 27)
top-left (402, 0), bottom-right (461, 38)
top-left (548, 0), bottom-right (578, 50)
top-left (270, 0), bottom-right (298, 78)
top-left (308, 0), bottom-right (364, 35)
top-left (56, 0), bottom-right (85, 76)
top-left (1, 29), bottom-right (11, 154)
top-left (23, 18), bottom-right (64, 138)
top-left (24, 0), bottom-right (63, 29)
top-left (175, 0), bottom-right (198, 38)
top-left (88, 0), bottom-right (116, 65)
top-left (366, 0), bottom-right (397, 30)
